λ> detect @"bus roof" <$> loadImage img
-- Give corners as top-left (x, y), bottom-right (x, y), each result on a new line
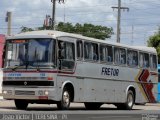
top-left (6, 30), bottom-right (157, 54)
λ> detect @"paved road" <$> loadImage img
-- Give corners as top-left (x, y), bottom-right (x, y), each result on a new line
top-left (1, 100), bottom-right (160, 111)
top-left (0, 100), bottom-right (160, 120)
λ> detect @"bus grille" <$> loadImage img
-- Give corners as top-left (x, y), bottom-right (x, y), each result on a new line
top-left (15, 90), bottom-right (35, 95)
top-left (3, 81), bottom-right (54, 86)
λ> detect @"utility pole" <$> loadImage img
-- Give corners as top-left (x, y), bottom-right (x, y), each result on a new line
top-left (63, 4), bottom-right (66, 23)
top-left (51, 0), bottom-right (65, 30)
top-left (5, 11), bottom-right (12, 36)
top-left (112, 0), bottom-right (129, 43)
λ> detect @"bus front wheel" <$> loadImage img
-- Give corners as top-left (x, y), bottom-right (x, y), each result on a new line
top-left (14, 99), bottom-right (28, 110)
top-left (57, 87), bottom-right (71, 110)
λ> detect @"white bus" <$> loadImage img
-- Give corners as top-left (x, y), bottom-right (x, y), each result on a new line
top-left (2, 30), bottom-right (158, 110)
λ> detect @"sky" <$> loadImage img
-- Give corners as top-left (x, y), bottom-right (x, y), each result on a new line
top-left (0, 0), bottom-right (160, 46)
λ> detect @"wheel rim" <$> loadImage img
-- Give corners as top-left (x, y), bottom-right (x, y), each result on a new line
top-left (63, 91), bottom-right (70, 107)
top-left (128, 93), bottom-right (133, 107)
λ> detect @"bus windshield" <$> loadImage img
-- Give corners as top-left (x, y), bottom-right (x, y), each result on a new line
top-left (5, 38), bottom-right (55, 69)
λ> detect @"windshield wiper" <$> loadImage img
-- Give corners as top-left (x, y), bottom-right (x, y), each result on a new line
top-left (11, 65), bottom-right (25, 71)
top-left (51, 64), bottom-right (56, 68)
top-left (12, 65), bottom-right (37, 71)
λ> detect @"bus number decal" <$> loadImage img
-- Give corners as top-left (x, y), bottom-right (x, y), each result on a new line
top-left (40, 73), bottom-right (45, 77)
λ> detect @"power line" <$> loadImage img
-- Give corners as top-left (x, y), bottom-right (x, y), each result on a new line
top-left (0, 28), bottom-right (20, 29)
top-left (0, 11), bottom-right (159, 22)
top-left (0, 20), bottom-right (159, 28)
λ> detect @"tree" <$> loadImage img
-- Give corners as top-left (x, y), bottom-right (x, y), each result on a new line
top-left (20, 22), bottom-right (114, 40)
top-left (56, 22), bottom-right (113, 40)
top-left (20, 26), bottom-right (34, 33)
top-left (148, 28), bottom-right (160, 63)
top-left (56, 22), bottom-right (75, 33)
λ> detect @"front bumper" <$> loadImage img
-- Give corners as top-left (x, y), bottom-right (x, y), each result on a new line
top-left (2, 87), bottom-right (56, 100)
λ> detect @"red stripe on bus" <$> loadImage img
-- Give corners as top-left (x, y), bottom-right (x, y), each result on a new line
top-left (150, 72), bottom-right (158, 76)
top-left (138, 69), bottom-right (156, 103)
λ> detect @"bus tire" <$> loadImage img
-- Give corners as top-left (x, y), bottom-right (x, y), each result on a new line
top-left (84, 103), bottom-right (102, 110)
top-left (117, 90), bottom-right (134, 110)
top-left (14, 99), bottom-right (28, 110)
top-left (125, 90), bottom-right (135, 110)
top-left (57, 87), bottom-right (71, 110)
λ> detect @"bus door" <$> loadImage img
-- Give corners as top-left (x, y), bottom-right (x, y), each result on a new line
top-left (57, 37), bottom-right (75, 73)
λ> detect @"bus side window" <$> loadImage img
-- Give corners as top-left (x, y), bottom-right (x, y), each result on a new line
top-left (127, 50), bottom-right (132, 66)
top-left (144, 53), bottom-right (149, 68)
top-left (139, 52), bottom-right (149, 68)
top-left (114, 47), bottom-right (126, 65)
top-left (127, 50), bottom-right (138, 67)
top-left (139, 53), bottom-right (144, 68)
top-left (107, 46), bottom-right (113, 63)
top-left (84, 42), bottom-right (91, 60)
top-left (120, 48), bottom-right (126, 65)
top-left (100, 45), bottom-right (107, 62)
top-left (92, 43), bottom-right (98, 61)
top-left (100, 45), bottom-right (113, 63)
top-left (77, 40), bottom-right (83, 60)
top-left (132, 51), bottom-right (138, 67)
top-left (114, 47), bottom-right (120, 64)
top-left (84, 42), bottom-right (98, 61)
top-left (150, 54), bottom-right (157, 70)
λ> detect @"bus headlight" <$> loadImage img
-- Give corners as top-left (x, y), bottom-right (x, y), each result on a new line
top-left (44, 91), bottom-right (49, 95)
top-left (3, 90), bottom-right (7, 94)
top-left (38, 90), bottom-right (49, 96)
top-left (2, 90), bottom-right (12, 95)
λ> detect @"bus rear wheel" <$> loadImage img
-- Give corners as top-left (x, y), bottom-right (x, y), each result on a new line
top-left (116, 90), bottom-right (135, 110)
top-left (84, 103), bottom-right (102, 110)
top-left (57, 87), bottom-right (71, 110)
top-left (14, 99), bottom-right (28, 110)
